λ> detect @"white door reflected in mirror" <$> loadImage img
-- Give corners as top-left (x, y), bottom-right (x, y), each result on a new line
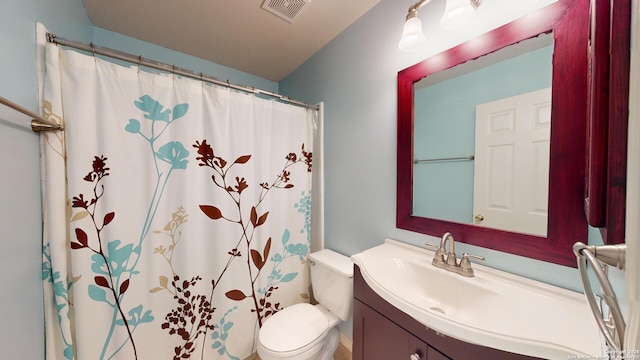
top-left (473, 87), bottom-right (551, 236)
top-left (411, 33), bottom-right (554, 233)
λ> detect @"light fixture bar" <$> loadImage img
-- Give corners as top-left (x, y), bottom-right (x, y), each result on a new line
top-left (399, 0), bottom-right (484, 51)
top-left (407, 0), bottom-right (433, 15)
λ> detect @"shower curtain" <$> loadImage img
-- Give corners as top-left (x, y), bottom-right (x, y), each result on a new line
top-left (39, 35), bottom-right (319, 360)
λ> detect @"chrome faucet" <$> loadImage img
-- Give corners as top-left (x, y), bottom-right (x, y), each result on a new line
top-left (442, 232), bottom-right (457, 266)
top-left (425, 232), bottom-right (485, 277)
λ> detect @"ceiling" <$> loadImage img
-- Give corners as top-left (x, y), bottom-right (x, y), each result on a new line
top-left (81, 0), bottom-right (381, 82)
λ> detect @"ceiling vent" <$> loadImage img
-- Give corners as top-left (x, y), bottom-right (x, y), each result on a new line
top-left (262, 0), bottom-right (311, 23)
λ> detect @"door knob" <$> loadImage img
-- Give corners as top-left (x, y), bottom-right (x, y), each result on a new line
top-left (474, 214), bottom-right (484, 222)
top-left (410, 354), bottom-right (420, 360)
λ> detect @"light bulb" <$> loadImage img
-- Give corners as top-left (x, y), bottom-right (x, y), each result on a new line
top-left (399, 16), bottom-right (427, 52)
top-left (440, 0), bottom-right (476, 29)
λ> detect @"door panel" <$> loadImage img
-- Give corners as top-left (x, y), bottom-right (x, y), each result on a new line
top-left (360, 305), bottom-right (427, 360)
top-left (474, 88), bottom-right (551, 236)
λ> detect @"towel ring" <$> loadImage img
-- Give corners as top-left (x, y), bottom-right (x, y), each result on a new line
top-left (574, 243), bottom-right (626, 351)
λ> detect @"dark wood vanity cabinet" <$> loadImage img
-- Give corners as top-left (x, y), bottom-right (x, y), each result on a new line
top-left (357, 304), bottom-right (434, 360)
top-left (353, 266), bottom-right (539, 360)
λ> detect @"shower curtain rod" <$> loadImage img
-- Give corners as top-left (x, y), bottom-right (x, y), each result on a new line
top-left (46, 33), bottom-right (320, 112)
top-left (0, 95), bottom-right (64, 132)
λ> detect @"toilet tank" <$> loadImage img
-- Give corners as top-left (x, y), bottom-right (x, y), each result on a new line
top-left (309, 249), bottom-right (354, 321)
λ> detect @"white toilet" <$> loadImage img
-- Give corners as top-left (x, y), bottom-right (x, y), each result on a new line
top-left (257, 249), bottom-right (354, 360)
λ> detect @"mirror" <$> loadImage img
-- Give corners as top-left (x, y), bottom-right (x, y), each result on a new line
top-left (397, 0), bottom-right (590, 267)
top-left (413, 33), bottom-right (553, 237)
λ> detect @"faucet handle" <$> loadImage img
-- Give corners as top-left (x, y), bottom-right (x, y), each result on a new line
top-left (461, 253), bottom-right (485, 264)
top-left (425, 242), bottom-right (446, 265)
top-left (458, 253), bottom-right (485, 277)
top-left (424, 242), bottom-right (439, 251)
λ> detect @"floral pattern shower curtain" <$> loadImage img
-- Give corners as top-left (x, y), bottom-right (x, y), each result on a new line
top-left (40, 42), bottom-right (316, 360)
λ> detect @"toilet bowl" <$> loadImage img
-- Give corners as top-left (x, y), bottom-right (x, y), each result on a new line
top-left (257, 249), bottom-right (353, 360)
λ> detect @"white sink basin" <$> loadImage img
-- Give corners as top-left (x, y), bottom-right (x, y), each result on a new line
top-left (351, 239), bottom-right (604, 359)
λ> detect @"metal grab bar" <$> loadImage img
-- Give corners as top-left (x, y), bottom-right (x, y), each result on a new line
top-left (573, 242), bottom-right (626, 351)
top-left (414, 155), bottom-right (474, 164)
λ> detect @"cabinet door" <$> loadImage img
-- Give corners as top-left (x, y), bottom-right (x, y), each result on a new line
top-left (584, 0), bottom-right (631, 243)
top-left (428, 346), bottom-right (451, 360)
top-left (360, 304), bottom-right (428, 360)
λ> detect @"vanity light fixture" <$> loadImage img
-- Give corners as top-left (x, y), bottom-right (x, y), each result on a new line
top-left (399, 0), bottom-right (483, 51)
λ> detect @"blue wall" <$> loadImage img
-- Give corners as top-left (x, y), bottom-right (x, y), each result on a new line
top-left (279, 0), bottom-right (593, 292)
top-left (1, 0), bottom-right (627, 353)
top-left (0, 1), bottom-right (93, 359)
top-left (413, 44), bottom-right (553, 221)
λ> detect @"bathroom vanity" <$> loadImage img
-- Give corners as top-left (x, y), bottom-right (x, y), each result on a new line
top-left (351, 240), bottom-right (603, 360)
top-left (353, 266), bottom-right (535, 360)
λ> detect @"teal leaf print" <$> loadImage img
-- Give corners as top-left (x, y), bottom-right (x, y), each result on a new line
top-left (156, 141), bottom-right (190, 169)
top-left (286, 243), bottom-right (309, 260)
top-left (53, 277), bottom-right (68, 297)
top-left (116, 305), bottom-right (154, 326)
top-left (223, 321), bottom-right (233, 332)
top-left (43, 242), bottom-right (76, 358)
top-left (296, 191), bottom-right (312, 239)
top-left (125, 119), bottom-right (141, 134)
top-left (88, 284), bottom-right (108, 302)
top-left (280, 272), bottom-right (298, 283)
top-left (90, 240), bottom-right (134, 278)
top-left (63, 345), bottom-right (74, 359)
top-left (90, 253), bottom-right (108, 276)
top-left (106, 240), bottom-right (134, 268)
top-left (172, 103), bottom-right (189, 120)
top-left (210, 307), bottom-right (240, 360)
top-left (281, 228), bottom-right (290, 245)
top-left (134, 95), bottom-right (170, 121)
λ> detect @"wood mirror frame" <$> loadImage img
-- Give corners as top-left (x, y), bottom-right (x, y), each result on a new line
top-left (397, 0), bottom-right (589, 267)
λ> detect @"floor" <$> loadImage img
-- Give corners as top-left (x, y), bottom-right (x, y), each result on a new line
top-left (247, 343), bottom-right (352, 360)
top-left (334, 343), bottom-right (352, 360)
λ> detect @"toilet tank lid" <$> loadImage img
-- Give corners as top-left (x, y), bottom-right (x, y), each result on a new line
top-left (309, 249), bottom-right (353, 277)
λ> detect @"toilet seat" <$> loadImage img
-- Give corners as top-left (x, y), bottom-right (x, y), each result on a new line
top-left (258, 303), bottom-right (329, 357)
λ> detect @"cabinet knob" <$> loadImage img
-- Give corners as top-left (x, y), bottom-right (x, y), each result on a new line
top-left (474, 214), bottom-right (484, 222)
top-left (410, 354), bottom-right (420, 360)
